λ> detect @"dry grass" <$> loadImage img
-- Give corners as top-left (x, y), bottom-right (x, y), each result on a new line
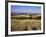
top-left (11, 18), bottom-right (41, 31)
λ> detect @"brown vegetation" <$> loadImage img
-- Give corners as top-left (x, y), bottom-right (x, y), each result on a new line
top-left (11, 15), bottom-right (41, 31)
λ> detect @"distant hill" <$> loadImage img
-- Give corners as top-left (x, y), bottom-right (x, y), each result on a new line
top-left (32, 16), bottom-right (41, 19)
top-left (11, 12), bottom-right (41, 19)
top-left (31, 13), bottom-right (41, 16)
top-left (11, 12), bottom-right (41, 16)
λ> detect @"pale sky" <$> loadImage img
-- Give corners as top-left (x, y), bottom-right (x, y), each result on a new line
top-left (11, 5), bottom-right (41, 14)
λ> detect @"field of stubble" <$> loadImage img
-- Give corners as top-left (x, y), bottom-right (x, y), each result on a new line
top-left (11, 19), bottom-right (41, 31)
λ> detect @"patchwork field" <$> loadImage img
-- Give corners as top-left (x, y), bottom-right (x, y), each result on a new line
top-left (11, 16), bottom-right (41, 31)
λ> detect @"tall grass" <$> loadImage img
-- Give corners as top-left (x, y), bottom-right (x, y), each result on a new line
top-left (11, 19), bottom-right (41, 31)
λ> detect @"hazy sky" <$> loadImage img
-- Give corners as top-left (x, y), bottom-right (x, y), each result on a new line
top-left (11, 5), bottom-right (41, 14)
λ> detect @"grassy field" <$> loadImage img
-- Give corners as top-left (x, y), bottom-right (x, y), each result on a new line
top-left (11, 16), bottom-right (41, 31)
